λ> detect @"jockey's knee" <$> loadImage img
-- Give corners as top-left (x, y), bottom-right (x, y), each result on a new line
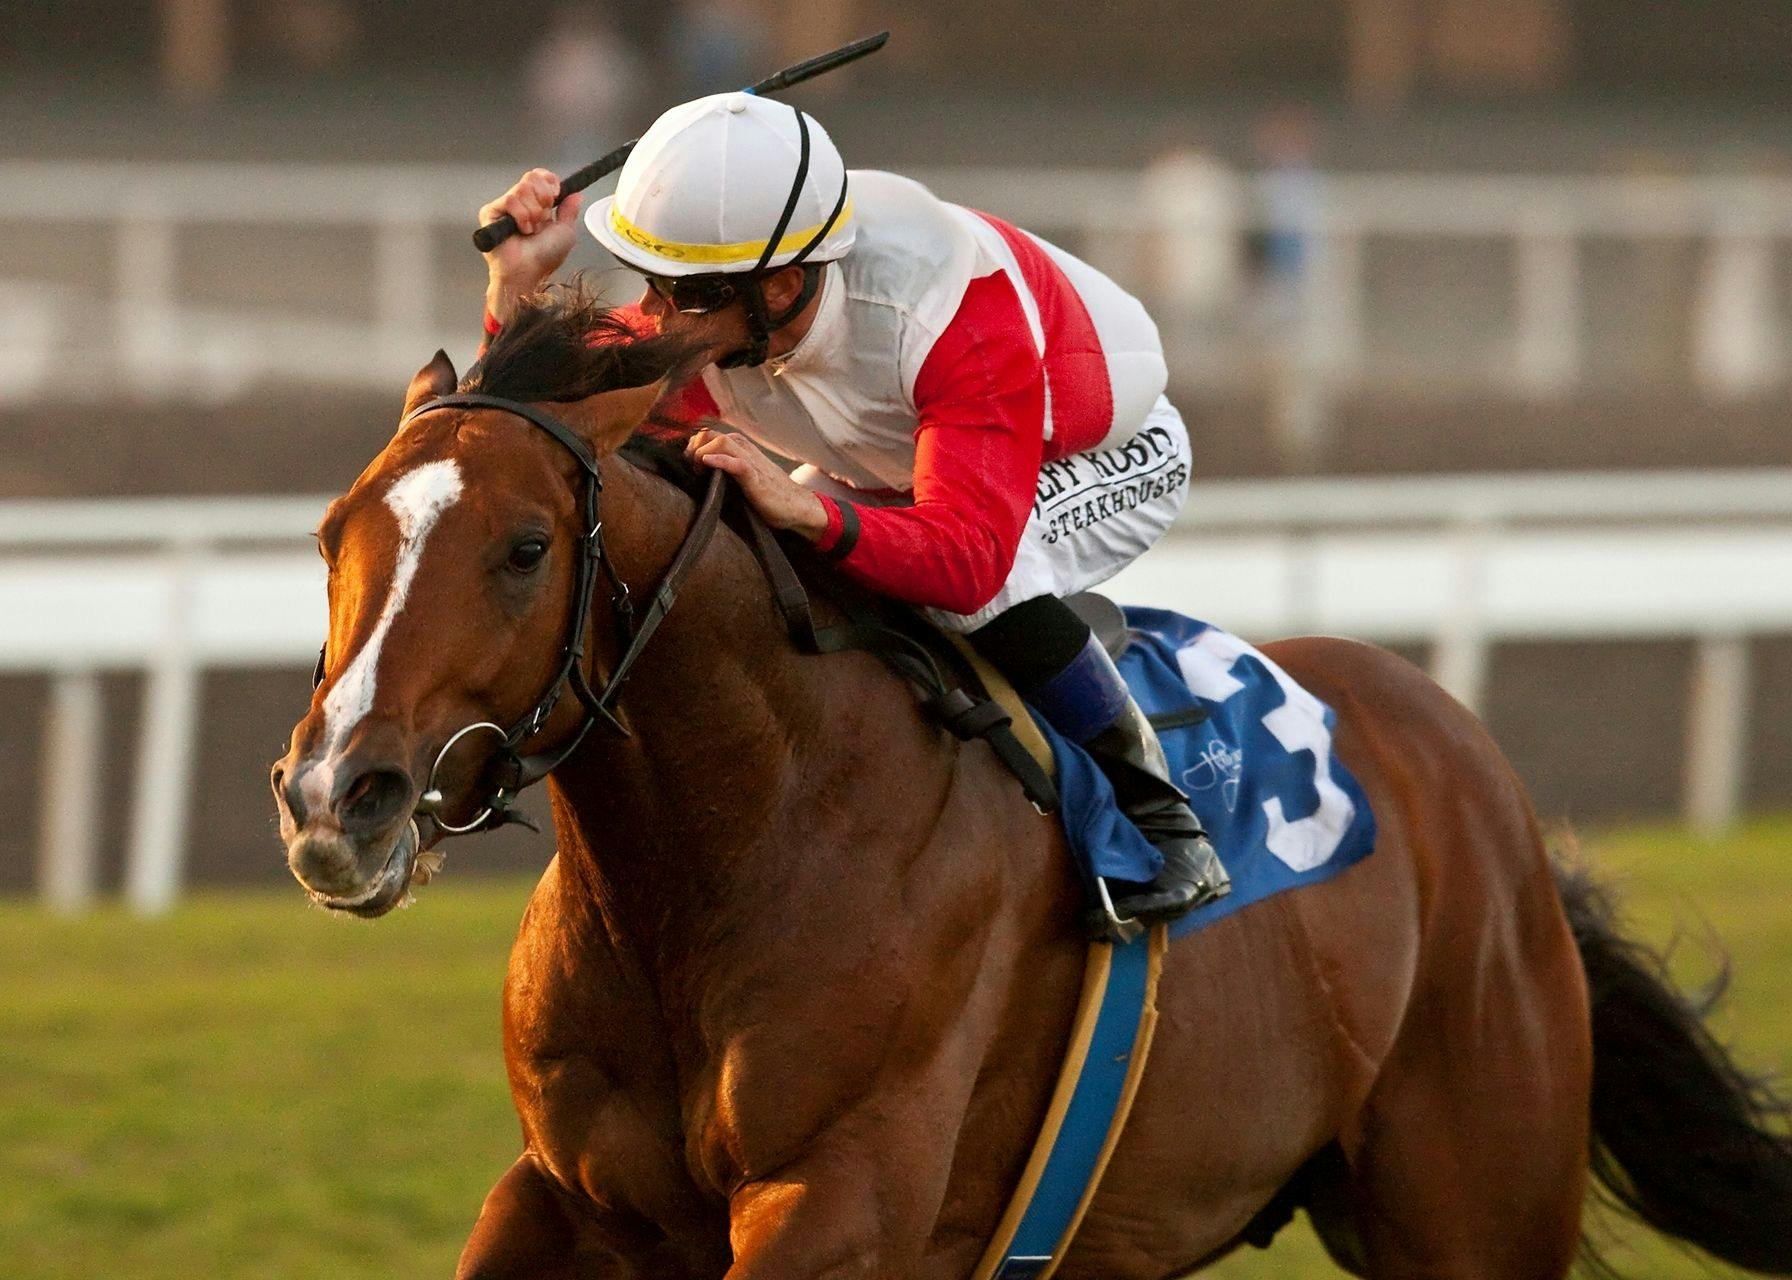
top-left (967, 594), bottom-right (1091, 694)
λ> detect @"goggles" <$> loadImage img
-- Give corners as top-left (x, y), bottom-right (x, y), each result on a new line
top-left (643, 273), bottom-right (740, 315)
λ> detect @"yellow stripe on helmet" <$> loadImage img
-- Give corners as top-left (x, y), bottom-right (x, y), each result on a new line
top-left (608, 198), bottom-right (853, 267)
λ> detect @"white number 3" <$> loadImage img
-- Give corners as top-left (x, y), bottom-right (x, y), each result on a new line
top-left (1174, 629), bottom-right (1358, 873)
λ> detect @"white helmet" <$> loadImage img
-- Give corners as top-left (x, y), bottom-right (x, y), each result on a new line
top-left (587, 92), bottom-right (855, 279)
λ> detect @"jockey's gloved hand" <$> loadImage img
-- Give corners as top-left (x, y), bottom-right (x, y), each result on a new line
top-left (480, 169), bottom-right (585, 325)
top-left (686, 429), bottom-right (829, 540)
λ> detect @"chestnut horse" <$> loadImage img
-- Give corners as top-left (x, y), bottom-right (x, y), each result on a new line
top-left (274, 295), bottom-right (1792, 1279)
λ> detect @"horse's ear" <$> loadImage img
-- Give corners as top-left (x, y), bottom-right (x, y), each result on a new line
top-left (403, 350), bottom-right (458, 417)
top-left (561, 377), bottom-right (670, 455)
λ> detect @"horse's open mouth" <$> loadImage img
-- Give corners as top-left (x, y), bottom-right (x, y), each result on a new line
top-left (307, 819), bottom-right (425, 918)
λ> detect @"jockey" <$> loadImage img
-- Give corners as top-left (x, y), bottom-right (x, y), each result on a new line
top-left (479, 92), bottom-right (1229, 930)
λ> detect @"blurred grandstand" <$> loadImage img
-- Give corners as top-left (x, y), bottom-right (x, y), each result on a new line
top-left (2, 1), bottom-right (1790, 907)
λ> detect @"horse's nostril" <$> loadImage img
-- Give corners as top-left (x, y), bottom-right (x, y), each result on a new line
top-left (273, 763), bottom-right (309, 828)
top-left (335, 768), bottom-right (412, 833)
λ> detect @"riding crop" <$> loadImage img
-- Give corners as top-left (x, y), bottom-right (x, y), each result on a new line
top-left (471, 29), bottom-right (890, 253)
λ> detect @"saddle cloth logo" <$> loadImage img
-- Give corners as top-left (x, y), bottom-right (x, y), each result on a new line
top-left (1182, 739), bottom-right (1244, 811)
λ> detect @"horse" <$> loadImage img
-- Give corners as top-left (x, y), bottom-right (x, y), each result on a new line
top-left (272, 289), bottom-right (1792, 1279)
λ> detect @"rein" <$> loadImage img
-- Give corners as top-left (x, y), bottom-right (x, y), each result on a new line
top-left (312, 391), bottom-right (728, 837)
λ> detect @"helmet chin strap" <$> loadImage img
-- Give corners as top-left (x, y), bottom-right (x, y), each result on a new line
top-left (718, 265), bottom-right (823, 369)
top-left (715, 102), bottom-right (848, 370)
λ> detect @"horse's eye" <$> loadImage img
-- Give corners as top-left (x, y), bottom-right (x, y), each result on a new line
top-left (507, 538), bottom-right (548, 573)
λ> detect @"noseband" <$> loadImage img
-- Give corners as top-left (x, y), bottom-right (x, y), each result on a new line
top-left (312, 390), bottom-right (727, 837)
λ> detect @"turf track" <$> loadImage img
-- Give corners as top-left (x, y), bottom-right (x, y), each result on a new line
top-left (3, 819), bottom-right (1788, 1278)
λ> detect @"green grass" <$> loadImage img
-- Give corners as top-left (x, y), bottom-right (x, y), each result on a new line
top-left (2, 820), bottom-right (1790, 1278)
top-left (0, 881), bottom-right (535, 1279)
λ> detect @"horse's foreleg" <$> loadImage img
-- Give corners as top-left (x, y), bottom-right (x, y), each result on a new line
top-left (456, 1153), bottom-right (588, 1280)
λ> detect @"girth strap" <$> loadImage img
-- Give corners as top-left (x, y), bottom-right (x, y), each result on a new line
top-left (925, 686), bottom-right (1060, 816)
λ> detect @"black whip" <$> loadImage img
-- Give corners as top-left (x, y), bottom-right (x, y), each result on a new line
top-left (472, 30), bottom-right (890, 254)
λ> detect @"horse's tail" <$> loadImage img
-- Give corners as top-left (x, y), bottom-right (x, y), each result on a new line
top-left (1555, 856), bottom-right (1792, 1274)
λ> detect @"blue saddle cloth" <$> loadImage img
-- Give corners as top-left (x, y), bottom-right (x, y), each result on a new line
top-left (1030, 607), bottom-right (1378, 936)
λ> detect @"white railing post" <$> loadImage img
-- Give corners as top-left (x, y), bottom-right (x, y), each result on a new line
top-left (39, 668), bottom-right (103, 913)
top-left (125, 544), bottom-right (203, 914)
top-left (1307, 224), bottom-right (1365, 379)
top-left (1693, 212), bottom-right (1780, 398)
top-left (375, 198), bottom-right (435, 370)
top-left (1514, 207), bottom-right (1580, 394)
top-left (1273, 221), bottom-right (1359, 471)
top-left (1685, 633), bottom-right (1750, 834)
top-left (1142, 152), bottom-right (1246, 316)
top-left (116, 193), bottom-right (179, 394)
top-left (1430, 515), bottom-right (1493, 714)
top-left (1278, 526), bottom-right (1324, 637)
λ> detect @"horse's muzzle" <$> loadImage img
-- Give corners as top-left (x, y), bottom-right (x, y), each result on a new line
top-left (273, 748), bottom-right (423, 916)
top-left (286, 819), bottom-right (422, 917)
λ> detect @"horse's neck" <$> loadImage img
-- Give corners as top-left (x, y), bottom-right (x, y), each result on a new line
top-left (526, 461), bottom-right (1072, 1169)
top-left (541, 457), bottom-right (899, 961)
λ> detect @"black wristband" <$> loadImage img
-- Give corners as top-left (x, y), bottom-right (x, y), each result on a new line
top-left (822, 500), bottom-right (860, 562)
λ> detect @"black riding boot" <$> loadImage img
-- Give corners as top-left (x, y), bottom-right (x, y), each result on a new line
top-left (1082, 691), bottom-right (1231, 929)
top-left (971, 598), bottom-right (1229, 938)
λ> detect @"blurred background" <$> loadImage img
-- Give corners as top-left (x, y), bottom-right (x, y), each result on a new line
top-left (1, 3), bottom-right (1789, 1277)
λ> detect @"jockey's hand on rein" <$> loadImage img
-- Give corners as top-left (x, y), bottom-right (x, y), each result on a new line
top-left (479, 169), bottom-right (584, 323)
top-left (686, 429), bottom-right (829, 541)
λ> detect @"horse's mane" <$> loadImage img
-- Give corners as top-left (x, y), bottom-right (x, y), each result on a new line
top-left (459, 277), bottom-right (698, 405)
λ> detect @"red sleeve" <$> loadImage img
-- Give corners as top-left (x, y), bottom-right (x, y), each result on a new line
top-left (636, 375), bottom-right (718, 442)
top-left (658, 376), bottom-right (720, 425)
top-left (823, 271), bottom-right (1046, 616)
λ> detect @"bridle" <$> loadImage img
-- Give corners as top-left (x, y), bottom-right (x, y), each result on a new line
top-left (312, 390), bottom-right (727, 837)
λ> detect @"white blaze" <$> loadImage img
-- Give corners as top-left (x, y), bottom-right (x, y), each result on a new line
top-left (306, 460), bottom-right (464, 809)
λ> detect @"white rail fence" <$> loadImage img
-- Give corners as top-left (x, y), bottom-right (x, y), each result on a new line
top-left (3, 497), bottom-right (323, 914)
top-left (6, 470), bottom-right (1791, 913)
top-left (1, 162), bottom-right (1787, 410)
